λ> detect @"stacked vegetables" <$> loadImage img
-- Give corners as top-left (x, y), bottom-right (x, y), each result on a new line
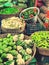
top-left (1, 17), bottom-right (25, 29)
top-left (0, 0), bottom-right (11, 7)
top-left (0, 33), bottom-right (34, 65)
top-left (21, 8), bottom-right (38, 19)
top-left (31, 31), bottom-right (49, 49)
top-left (0, 0), bottom-right (11, 2)
top-left (0, 7), bottom-right (19, 14)
top-left (17, 0), bottom-right (27, 8)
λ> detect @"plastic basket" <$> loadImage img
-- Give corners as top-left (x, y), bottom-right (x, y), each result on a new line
top-left (19, 7), bottom-right (40, 23)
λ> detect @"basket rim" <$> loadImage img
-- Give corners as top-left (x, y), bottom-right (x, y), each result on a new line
top-left (37, 47), bottom-right (49, 56)
top-left (25, 43), bottom-right (36, 65)
top-left (37, 47), bottom-right (49, 51)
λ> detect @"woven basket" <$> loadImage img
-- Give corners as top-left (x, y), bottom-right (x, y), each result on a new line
top-left (0, 33), bottom-right (36, 65)
top-left (0, 6), bottom-right (23, 19)
top-left (32, 31), bottom-right (49, 56)
top-left (1, 22), bottom-right (26, 33)
top-left (37, 47), bottom-right (49, 56)
top-left (25, 43), bottom-right (36, 65)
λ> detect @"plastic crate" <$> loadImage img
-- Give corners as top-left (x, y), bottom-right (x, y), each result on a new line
top-left (25, 22), bottom-right (46, 35)
top-left (37, 55), bottom-right (49, 65)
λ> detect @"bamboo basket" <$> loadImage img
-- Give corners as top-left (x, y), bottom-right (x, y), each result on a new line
top-left (0, 33), bottom-right (36, 65)
top-left (0, 6), bottom-right (23, 19)
top-left (1, 18), bottom-right (26, 33)
top-left (32, 31), bottom-right (49, 56)
top-left (1, 23), bottom-right (25, 33)
top-left (37, 47), bottom-right (49, 56)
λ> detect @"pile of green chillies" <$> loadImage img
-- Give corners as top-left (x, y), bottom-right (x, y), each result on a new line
top-left (31, 31), bottom-right (49, 49)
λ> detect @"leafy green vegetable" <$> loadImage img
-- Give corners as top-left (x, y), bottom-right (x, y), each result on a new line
top-left (0, 58), bottom-right (3, 63)
top-left (0, 7), bottom-right (19, 14)
top-left (9, 50), bottom-right (18, 56)
top-left (1, 53), bottom-right (7, 59)
top-left (19, 49), bottom-right (26, 56)
top-left (4, 60), bottom-right (14, 65)
top-left (23, 54), bottom-right (31, 61)
top-left (0, 63), bottom-right (3, 65)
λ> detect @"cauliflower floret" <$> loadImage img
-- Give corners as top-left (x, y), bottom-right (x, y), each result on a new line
top-left (13, 35), bottom-right (18, 42)
top-left (7, 54), bottom-right (13, 60)
top-left (10, 61), bottom-right (14, 65)
top-left (17, 54), bottom-right (22, 59)
top-left (24, 39), bottom-right (32, 44)
top-left (17, 58), bottom-right (25, 65)
top-left (19, 34), bottom-right (24, 40)
top-left (16, 46), bottom-right (23, 51)
top-left (26, 48), bottom-right (32, 55)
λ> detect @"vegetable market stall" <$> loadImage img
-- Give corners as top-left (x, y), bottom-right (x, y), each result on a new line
top-left (0, 0), bottom-right (49, 65)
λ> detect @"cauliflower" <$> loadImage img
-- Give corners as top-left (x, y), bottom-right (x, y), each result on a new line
top-left (17, 54), bottom-right (22, 59)
top-left (24, 39), bottom-right (32, 44)
top-left (19, 34), bottom-right (24, 40)
top-left (17, 58), bottom-right (25, 65)
top-left (26, 48), bottom-right (32, 55)
top-left (7, 54), bottom-right (13, 60)
top-left (16, 46), bottom-right (23, 51)
top-left (13, 35), bottom-right (18, 42)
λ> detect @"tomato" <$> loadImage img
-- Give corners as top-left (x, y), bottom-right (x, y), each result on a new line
top-left (29, 14), bottom-right (34, 18)
top-left (46, 15), bottom-right (49, 18)
top-left (44, 22), bottom-right (49, 28)
top-left (46, 10), bottom-right (49, 15)
top-left (46, 10), bottom-right (49, 18)
top-left (22, 16), bottom-right (24, 19)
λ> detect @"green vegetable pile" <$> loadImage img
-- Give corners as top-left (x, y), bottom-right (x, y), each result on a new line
top-left (31, 31), bottom-right (49, 49)
top-left (21, 8), bottom-right (38, 19)
top-left (0, 33), bottom-right (33, 65)
top-left (0, 0), bottom-right (11, 2)
top-left (0, 7), bottom-right (19, 14)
